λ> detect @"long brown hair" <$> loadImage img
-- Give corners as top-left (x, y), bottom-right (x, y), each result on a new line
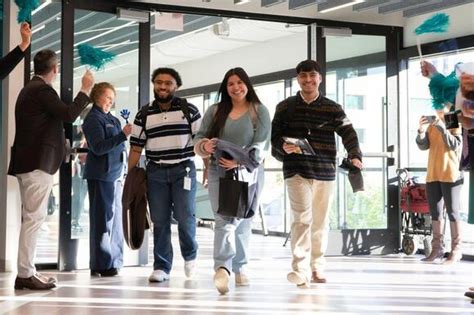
top-left (207, 67), bottom-right (261, 138)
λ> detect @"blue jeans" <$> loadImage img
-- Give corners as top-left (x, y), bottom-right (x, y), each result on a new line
top-left (87, 179), bottom-right (124, 271)
top-left (208, 164), bottom-right (252, 274)
top-left (146, 160), bottom-right (198, 273)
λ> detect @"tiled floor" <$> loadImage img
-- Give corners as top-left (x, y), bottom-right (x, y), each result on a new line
top-left (1, 227), bottom-right (473, 314)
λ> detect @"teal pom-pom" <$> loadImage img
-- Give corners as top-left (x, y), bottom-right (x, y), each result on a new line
top-left (415, 13), bottom-right (450, 35)
top-left (428, 71), bottom-right (459, 110)
top-left (15, 0), bottom-right (41, 23)
top-left (77, 44), bottom-right (116, 71)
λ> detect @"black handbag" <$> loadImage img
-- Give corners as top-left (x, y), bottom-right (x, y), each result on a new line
top-left (218, 168), bottom-right (256, 219)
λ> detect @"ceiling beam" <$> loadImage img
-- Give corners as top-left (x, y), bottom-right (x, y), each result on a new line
top-left (378, 0), bottom-right (433, 14)
top-left (403, 0), bottom-right (474, 17)
top-left (261, 0), bottom-right (287, 7)
top-left (289, 0), bottom-right (324, 10)
top-left (352, 0), bottom-right (391, 12)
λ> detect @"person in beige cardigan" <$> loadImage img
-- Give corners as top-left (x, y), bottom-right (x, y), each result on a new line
top-left (417, 61), bottom-right (463, 265)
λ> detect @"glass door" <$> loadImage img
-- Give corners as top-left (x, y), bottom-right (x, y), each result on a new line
top-left (324, 33), bottom-right (395, 254)
top-left (30, 1), bottom-right (62, 267)
top-left (67, 8), bottom-right (143, 269)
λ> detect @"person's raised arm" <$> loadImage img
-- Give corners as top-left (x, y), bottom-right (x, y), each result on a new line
top-left (18, 22), bottom-right (32, 52)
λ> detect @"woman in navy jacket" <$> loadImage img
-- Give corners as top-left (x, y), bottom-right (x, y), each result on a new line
top-left (82, 82), bottom-right (132, 276)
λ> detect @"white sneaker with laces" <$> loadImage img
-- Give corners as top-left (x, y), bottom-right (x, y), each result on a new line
top-left (184, 260), bottom-right (196, 278)
top-left (148, 270), bottom-right (170, 283)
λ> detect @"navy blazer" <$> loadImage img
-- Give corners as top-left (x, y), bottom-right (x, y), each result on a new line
top-left (83, 105), bottom-right (127, 182)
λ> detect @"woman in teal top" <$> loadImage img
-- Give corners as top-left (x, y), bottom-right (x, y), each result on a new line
top-left (194, 67), bottom-right (271, 295)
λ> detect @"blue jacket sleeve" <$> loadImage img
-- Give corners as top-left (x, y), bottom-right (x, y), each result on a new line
top-left (83, 115), bottom-right (127, 156)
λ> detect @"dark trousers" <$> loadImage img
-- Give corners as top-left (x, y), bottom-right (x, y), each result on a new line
top-left (426, 179), bottom-right (463, 222)
top-left (87, 179), bottom-right (124, 270)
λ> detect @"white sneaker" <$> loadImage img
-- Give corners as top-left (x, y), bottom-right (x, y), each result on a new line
top-left (184, 260), bottom-right (196, 278)
top-left (235, 273), bottom-right (249, 286)
top-left (148, 270), bottom-right (170, 283)
top-left (214, 268), bottom-right (230, 294)
top-left (287, 271), bottom-right (307, 286)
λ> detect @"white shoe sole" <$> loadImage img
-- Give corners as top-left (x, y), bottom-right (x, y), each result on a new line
top-left (148, 274), bottom-right (170, 283)
top-left (287, 271), bottom-right (306, 285)
top-left (214, 270), bottom-right (230, 294)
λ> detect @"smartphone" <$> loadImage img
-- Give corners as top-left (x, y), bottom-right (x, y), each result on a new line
top-left (424, 115), bottom-right (436, 123)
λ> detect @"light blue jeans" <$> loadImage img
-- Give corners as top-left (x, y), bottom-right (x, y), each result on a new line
top-left (208, 164), bottom-right (252, 274)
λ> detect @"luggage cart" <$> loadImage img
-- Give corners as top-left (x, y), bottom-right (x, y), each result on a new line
top-left (397, 169), bottom-right (432, 256)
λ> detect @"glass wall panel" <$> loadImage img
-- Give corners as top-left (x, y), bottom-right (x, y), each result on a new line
top-left (326, 34), bottom-right (387, 230)
top-left (72, 9), bottom-right (139, 268)
top-left (30, 1), bottom-right (62, 264)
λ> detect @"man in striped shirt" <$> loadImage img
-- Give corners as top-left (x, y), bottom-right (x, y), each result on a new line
top-left (128, 68), bottom-right (201, 283)
top-left (271, 60), bottom-right (363, 287)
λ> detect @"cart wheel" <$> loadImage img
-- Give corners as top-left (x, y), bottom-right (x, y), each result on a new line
top-left (423, 238), bottom-right (432, 258)
top-left (402, 236), bottom-right (417, 255)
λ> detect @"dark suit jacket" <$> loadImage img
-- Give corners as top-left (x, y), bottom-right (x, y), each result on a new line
top-left (0, 46), bottom-right (25, 81)
top-left (82, 105), bottom-right (127, 182)
top-left (8, 76), bottom-right (90, 176)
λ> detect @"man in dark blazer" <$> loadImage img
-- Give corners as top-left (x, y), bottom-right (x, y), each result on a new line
top-left (8, 49), bottom-right (94, 290)
top-left (0, 22), bottom-right (31, 81)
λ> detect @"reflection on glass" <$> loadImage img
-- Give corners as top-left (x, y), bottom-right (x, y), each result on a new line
top-left (31, 1), bottom-right (61, 265)
top-left (71, 150), bottom-right (88, 238)
top-left (72, 9), bottom-right (139, 268)
top-left (254, 81), bottom-right (285, 170)
top-left (251, 171), bottom-right (286, 232)
top-left (326, 34), bottom-right (387, 231)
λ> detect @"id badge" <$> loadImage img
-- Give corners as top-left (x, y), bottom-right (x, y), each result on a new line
top-left (183, 177), bottom-right (191, 191)
top-left (183, 166), bottom-right (191, 191)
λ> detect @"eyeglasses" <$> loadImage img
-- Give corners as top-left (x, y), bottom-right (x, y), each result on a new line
top-left (297, 72), bottom-right (319, 79)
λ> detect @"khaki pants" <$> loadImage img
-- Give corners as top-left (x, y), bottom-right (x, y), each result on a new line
top-left (286, 175), bottom-right (334, 278)
top-left (16, 170), bottom-right (54, 278)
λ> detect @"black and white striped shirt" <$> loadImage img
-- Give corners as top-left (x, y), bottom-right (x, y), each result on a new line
top-left (130, 98), bottom-right (202, 165)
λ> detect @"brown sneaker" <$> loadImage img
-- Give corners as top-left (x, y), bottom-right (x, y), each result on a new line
top-left (14, 274), bottom-right (56, 290)
top-left (311, 270), bottom-right (327, 283)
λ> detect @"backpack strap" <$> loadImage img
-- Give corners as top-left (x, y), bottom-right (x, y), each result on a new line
top-left (286, 95), bottom-right (297, 123)
top-left (179, 98), bottom-right (193, 129)
top-left (138, 103), bottom-right (151, 139)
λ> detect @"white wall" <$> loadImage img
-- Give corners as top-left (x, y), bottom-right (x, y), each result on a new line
top-left (403, 3), bottom-right (474, 48)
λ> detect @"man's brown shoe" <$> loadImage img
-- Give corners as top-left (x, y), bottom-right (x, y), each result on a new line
top-left (465, 291), bottom-right (474, 299)
top-left (311, 270), bottom-right (327, 283)
top-left (36, 272), bottom-right (57, 284)
top-left (14, 274), bottom-right (56, 290)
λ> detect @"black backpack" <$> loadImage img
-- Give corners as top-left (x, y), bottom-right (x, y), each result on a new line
top-left (138, 98), bottom-right (192, 139)
top-left (271, 96), bottom-right (297, 162)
